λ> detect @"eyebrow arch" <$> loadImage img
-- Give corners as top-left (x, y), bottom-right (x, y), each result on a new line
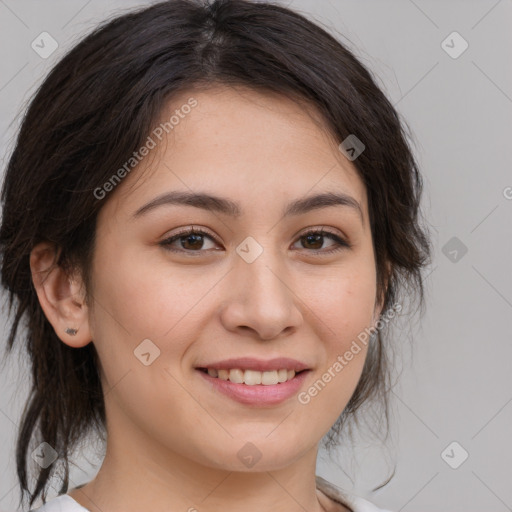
top-left (132, 190), bottom-right (363, 223)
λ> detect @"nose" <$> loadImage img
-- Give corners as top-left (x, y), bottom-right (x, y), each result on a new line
top-left (219, 248), bottom-right (303, 341)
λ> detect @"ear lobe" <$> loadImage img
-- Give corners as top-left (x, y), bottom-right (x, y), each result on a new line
top-left (30, 241), bottom-right (92, 348)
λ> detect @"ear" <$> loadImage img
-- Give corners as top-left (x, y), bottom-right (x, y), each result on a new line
top-left (30, 241), bottom-right (92, 348)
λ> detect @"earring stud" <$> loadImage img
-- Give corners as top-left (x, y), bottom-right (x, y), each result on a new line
top-left (65, 327), bottom-right (78, 336)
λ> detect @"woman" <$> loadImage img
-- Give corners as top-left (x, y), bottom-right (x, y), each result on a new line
top-left (0, 1), bottom-right (431, 511)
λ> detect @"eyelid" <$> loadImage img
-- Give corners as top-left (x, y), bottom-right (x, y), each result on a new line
top-left (295, 225), bottom-right (345, 239)
top-left (166, 225), bottom-right (218, 241)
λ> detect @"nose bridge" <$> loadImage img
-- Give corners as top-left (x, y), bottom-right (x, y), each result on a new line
top-left (236, 239), bottom-right (289, 305)
top-left (220, 237), bottom-right (303, 339)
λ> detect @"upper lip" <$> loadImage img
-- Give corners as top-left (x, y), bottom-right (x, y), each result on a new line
top-left (196, 357), bottom-right (310, 372)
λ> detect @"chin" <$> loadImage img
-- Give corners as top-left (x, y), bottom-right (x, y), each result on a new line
top-left (195, 436), bottom-right (314, 472)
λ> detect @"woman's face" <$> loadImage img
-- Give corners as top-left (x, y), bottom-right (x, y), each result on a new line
top-left (85, 86), bottom-right (382, 472)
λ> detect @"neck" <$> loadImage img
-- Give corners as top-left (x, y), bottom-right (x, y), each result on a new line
top-left (68, 426), bottom-right (330, 512)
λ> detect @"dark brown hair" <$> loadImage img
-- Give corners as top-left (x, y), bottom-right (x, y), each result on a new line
top-left (0, 0), bottom-right (431, 508)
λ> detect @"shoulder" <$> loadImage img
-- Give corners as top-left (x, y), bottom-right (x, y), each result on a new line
top-left (29, 494), bottom-right (90, 512)
top-left (316, 475), bottom-right (394, 512)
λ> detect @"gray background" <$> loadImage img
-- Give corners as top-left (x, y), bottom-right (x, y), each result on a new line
top-left (1, 0), bottom-right (511, 511)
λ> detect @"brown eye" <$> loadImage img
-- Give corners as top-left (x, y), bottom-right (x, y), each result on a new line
top-left (159, 227), bottom-right (350, 256)
top-left (160, 228), bottom-right (219, 253)
top-left (179, 232), bottom-right (206, 250)
top-left (293, 229), bottom-right (350, 254)
top-left (301, 233), bottom-right (324, 250)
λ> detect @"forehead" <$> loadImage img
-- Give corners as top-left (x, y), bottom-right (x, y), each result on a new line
top-left (100, 85), bottom-right (368, 223)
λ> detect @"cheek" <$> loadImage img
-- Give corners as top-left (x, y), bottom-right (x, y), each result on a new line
top-left (296, 264), bottom-right (376, 411)
top-left (89, 243), bottom-right (219, 355)
top-left (87, 247), bottom-right (194, 416)
top-left (302, 263), bottom-right (377, 345)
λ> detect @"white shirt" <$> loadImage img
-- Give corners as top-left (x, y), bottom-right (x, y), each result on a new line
top-left (29, 476), bottom-right (393, 512)
top-left (29, 488), bottom-right (393, 512)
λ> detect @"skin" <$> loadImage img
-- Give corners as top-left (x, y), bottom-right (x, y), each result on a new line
top-left (30, 85), bottom-right (386, 512)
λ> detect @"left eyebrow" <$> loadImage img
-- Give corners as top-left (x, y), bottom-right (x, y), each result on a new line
top-left (132, 190), bottom-right (363, 223)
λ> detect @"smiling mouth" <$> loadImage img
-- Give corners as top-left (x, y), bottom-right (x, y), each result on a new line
top-left (197, 367), bottom-right (307, 386)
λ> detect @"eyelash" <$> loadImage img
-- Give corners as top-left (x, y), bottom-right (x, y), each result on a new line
top-left (159, 227), bottom-right (351, 256)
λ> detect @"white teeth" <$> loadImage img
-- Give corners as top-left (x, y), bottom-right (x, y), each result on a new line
top-left (204, 368), bottom-right (299, 385)
top-left (277, 369), bottom-right (288, 383)
top-left (261, 370), bottom-right (278, 385)
top-left (244, 370), bottom-right (262, 386)
top-left (218, 369), bottom-right (229, 380)
top-left (229, 369), bottom-right (244, 384)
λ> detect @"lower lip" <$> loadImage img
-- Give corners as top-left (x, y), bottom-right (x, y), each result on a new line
top-left (196, 369), bottom-right (310, 406)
